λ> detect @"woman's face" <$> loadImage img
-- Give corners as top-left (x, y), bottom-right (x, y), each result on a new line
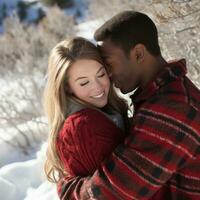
top-left (67, 59), bottom-right (110, 108)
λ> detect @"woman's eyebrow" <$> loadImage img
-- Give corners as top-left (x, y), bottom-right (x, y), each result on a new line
top-left (75, 76), bottom-right (87, 81)
top-left (75, 66), bottom-right (104, 81)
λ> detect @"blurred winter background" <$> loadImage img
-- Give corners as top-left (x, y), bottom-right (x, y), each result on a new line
top-left (0, 0), bottom-right (199, 199)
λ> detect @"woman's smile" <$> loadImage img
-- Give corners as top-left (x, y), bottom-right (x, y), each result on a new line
top-left (91, 91), bottom-right (105, 99)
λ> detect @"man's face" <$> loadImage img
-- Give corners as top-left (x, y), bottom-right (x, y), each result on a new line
top-left (100, 39), bottom-right (141, 94)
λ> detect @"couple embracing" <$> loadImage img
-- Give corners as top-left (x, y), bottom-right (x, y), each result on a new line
top-left (43, 11), bottom-right (200, 200)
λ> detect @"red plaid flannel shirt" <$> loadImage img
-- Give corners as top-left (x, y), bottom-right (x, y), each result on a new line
top-left (58, 59), bottom-right (200, 200)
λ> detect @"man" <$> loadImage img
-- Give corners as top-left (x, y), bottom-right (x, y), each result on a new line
top-left (58, 11), bottom-right (200, 199)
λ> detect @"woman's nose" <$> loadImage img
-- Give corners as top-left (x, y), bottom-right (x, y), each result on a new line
top-left (92, 79), bottom-right (103, 91)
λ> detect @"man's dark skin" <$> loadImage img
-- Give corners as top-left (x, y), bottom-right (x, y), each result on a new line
top-left (100, 38), bottom-right (168, 94)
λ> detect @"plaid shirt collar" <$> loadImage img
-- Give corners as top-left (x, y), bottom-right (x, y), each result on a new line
top-left (130, 59), bottom-right (187, 106)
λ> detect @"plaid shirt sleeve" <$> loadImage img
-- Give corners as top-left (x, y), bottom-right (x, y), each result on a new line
top-left (58, 98), bottom-right (199, 200)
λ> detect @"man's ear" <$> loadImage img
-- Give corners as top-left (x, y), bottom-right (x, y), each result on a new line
top-left (130, 44), bottom-right (145, 64)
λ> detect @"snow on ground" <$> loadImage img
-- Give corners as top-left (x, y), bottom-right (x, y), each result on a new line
top-left (0, 143), bottom-right (59, 200)
top-left (0, 117), bottom-right (47, 167)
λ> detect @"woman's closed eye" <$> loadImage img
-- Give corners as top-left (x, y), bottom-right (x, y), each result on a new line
top-left (80, 81), bottom-right (89, 86)
top-left (97, 72), bottom-right (105, 78)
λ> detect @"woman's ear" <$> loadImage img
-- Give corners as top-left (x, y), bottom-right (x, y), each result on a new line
top-left (130, 44), bottom-right (145, 64)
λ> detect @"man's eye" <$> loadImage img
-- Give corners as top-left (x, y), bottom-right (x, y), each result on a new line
top-left (98, 73), bottom-right (105, 78)
top-left (80, 81), bottom-right (89, 86)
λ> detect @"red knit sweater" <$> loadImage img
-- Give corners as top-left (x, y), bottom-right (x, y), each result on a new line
top-left (56, 108), bottom-right (124, 176)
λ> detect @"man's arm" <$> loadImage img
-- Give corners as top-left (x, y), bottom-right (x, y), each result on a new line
top-left (58, 101), bottom-right (198, 200)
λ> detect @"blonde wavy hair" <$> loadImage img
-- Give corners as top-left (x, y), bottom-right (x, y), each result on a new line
top-left (43, 37), bottom-right (129, 183)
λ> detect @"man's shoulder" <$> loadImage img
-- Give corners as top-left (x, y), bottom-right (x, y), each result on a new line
top-left (137, 82), bottom-right (200, 126)
top-left (147, 76), bottom-right (200, 112)
top-left (135, 80), bottom-right (200, 141)
top-left (134, 82), bottom-right (200, 154)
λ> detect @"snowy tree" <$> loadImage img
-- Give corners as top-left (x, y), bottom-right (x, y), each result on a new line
top-left (0, 7), bottom-right (75, 152)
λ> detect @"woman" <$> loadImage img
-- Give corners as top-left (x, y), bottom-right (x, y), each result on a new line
top-left (43, 37), bottom-right (129, 185)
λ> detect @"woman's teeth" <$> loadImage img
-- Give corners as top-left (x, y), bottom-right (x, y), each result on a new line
top-left (92, 92), bottom-right (104, 98)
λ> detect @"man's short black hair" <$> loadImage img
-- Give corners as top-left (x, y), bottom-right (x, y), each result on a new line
top-left (94, 10), bottom-right (161, 56)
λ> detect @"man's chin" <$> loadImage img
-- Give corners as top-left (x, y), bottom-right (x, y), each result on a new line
top-left (117, 87), bottom-right (129, 94)
top-left (114, 82), bottom-right (135, 94)
top-left (119, 88), bottom-right (127, 94)
top-left (120, 86), bottom-right (137, 95)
